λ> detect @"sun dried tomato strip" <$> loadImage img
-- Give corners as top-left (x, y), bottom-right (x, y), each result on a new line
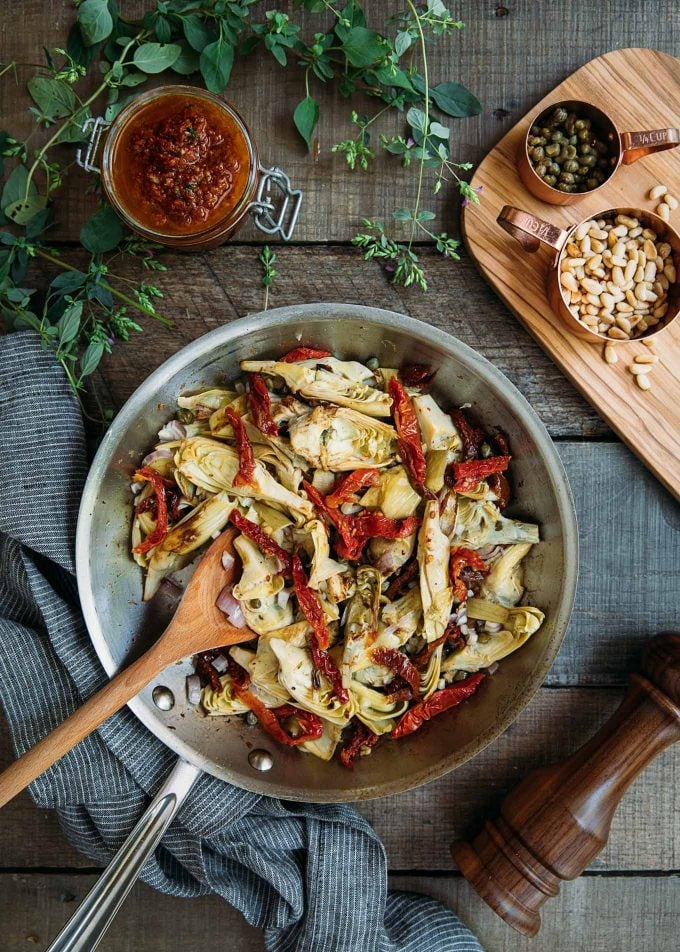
top-left (225, 407), bottom-right (257, 488)
top-left (137, 483), bottom-right (182, 522)
top-left (280, 346), bottom-right (332, 363)
top-left (309, 641), bottom-right (349, 704)
top-left (303, 479), bottom-right (419, 561)
top-left (292, 553), bottom-right (331, 650)
top-left (325, 468), bottom-right (380, 509)
top-left (132, 467), bottom-right (171, 554)
top-left (196, 652), bottom-right (222, 692)
top-left (449, 408), bottom-right (486, 461)
top-left (247, 373), bottom-right (278, 436)
top-left (229, 510), bottom-right (292, 574)
top-left (412, 623), bottom-right (464, 669)
top-left (338, 721), bottom-right (379, 769)
top-left (391, 673), bottom-right (485, 739)
top-left (388, 376), bottom-right (431, 496)
top-left (399, 364), bottom-right (437, 389)
top-left (371, 648), bottom-right (420, 695)
top-left (227, 656), bottom-right (324, 746)
top-left (384, 558), bottom-right (418, 601)
top-left (450, 456), bottom-right (511, 494)
top-left (384, 684), bottom-right (414, 705)
top-left (450, 547), bottom-right (488, 603)
top-left (335, 512), bottom-right (420, 562)
top-left (487, 472), bottom-right (511, 509)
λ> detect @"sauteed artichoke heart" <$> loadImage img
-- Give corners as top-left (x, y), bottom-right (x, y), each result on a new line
top-left (130, 346), bottom-right (545, 768)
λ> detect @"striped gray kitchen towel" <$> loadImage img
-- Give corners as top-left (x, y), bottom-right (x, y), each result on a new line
top-left (0, 330), bottom-right (483, 952)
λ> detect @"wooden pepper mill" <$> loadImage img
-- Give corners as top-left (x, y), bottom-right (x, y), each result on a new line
top-left (451, 633), bottom-right (680, 937)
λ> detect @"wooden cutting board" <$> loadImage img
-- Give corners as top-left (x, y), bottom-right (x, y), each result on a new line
top-left (462, 48), bottom-right (680, 501)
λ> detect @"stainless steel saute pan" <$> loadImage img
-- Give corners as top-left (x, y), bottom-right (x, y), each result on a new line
top-left (51, 304), bottom-right (578, 950)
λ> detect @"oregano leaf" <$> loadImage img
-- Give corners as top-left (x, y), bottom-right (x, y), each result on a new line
top-left (200, 40), bottom-right (234, 92)
top-left (78, 0), bottom-right (114, 47)
top-left (293, 96), bottom-right (319, 151)
top-left (80, 205), bottom-right (124, 254)
top-left (133, 42), bottom-right (182, 74)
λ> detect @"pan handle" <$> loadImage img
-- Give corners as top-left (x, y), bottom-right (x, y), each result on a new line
top-left (46, 758), bottom-right (201, 952)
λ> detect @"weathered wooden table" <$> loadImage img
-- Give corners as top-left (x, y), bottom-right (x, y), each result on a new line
top-left (1, 2), bottom-right (678, 950)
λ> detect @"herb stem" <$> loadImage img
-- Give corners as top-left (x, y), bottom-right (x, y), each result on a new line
top-left (34, 248), bottom-right (172, 326)
top-left (404, 0), bottom-right (428, 249)
top-left (21, 34), bottom-right (142, 205)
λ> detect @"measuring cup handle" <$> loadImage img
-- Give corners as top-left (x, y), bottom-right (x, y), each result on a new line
top-left (497, 205), bottom-right (567, 254)
top-left (621, 128), bottom-right (680, 165)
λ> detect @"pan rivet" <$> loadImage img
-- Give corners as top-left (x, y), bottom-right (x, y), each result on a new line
top-left (248, 749), bottom-right (274, 771)
top-left (152, 685), bottom-right (175, 711)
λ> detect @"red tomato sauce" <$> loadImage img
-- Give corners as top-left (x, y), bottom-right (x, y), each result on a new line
top-left (110, 93), bottom-right (252, 236)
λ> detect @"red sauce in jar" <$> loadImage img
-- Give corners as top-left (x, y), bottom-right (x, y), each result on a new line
top-left (110, 93), bottom-right (252, 237)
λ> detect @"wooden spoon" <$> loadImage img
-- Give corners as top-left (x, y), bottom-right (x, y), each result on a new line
top-left (0, 528), bottom-right (254, 809)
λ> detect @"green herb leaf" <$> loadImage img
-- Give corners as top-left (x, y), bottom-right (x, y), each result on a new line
top-left (80, 206), bottom-right (124, 254)
top-left (293, 95), bottom-right (319, 151)
top-left (1, 165), bottom-right (47, 225)
top-left (27, 77), bottom-right (77, 121)
top-left (341, 27), bottom-right (387, 68)
top-left (395, 31), bottom-right (412, 57)
top-left (429, 121), bottom-right (450, 139)
top-left (183, 14), bottom-right (215, 52)
top-left (133, 42), bottom-right (182, 74)
top-left (50, 270), bottom-right (88, 293)
top-left (430, 82), bottom-right (482, 118)
top-left (80, 339), bottom-right (105, 378)
top-left (392, 208), bottom-right (412, 221)
top-left (200, 40), bottom-right (234, 92)
top-left (406, 107), bottom-right (427, 134)
top-left (373, 65), bottom-right (413, 91)
top-left (171, 45), bottom-right (200, 76)
top-left (78, 0), bottom-right (114, 47)
top-left (57, 301), bottom-right (83, 344)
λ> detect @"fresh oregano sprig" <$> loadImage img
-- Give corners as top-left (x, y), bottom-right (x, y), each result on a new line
top-left (0, 0), bottom-right (480, 414)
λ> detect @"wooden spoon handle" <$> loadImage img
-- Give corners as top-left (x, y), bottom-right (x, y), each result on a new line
top-left (0, 640), bottom-right (170, 810)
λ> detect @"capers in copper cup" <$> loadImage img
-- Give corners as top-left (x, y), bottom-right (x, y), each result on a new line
top-left (518, 99), bottom-right (680, 207)
top-left (527, 106), bottom-right (615, 194)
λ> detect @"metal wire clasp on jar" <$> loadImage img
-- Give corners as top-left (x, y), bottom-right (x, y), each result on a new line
top-left (76, 85), bottom-right (302, 249)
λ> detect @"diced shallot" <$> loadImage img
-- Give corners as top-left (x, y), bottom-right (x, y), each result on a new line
top-left (141, 448), bottom-right (173, 467)
top-left (157, 419), bottom-right (187, 441)
top-left (186, 675), bottom-right (202, 705)
top-left (212, 653), bottom-right (229, 673)
top-left (277, 589), bottom-right (292, 609)
top-left (221, 551), bottom-right (235, 572)
top-left (216, 585), bottom-right (247, 628)
top-left (486, 662), bottom-right (500, 675)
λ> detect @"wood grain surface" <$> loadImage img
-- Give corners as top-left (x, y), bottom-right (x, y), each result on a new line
top-left (1, 2), bottom-right (679, 951)
top-left (462, 48), bottom-right (680, 499)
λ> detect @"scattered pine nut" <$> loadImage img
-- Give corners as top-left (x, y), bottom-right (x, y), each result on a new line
top-left (665, 193), bottom-right (678, 210)
top-left (656, 202), bottom-right (671, 222)
top-left (634, 353), bottom-right (659, 364)
top-left (643, 338), bottom-right (656, 348)
top-left (629, 363), bottom-right (653, 375)
top-left (636, 374), bottom-right (652, 391)
top-left (603, 343), bottom-right (618, 364)
top-left (649, 184), bottom-right (667, 201)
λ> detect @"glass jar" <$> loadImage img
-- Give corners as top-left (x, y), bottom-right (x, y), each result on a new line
top-left (76, 86), bottom-right (302, 249)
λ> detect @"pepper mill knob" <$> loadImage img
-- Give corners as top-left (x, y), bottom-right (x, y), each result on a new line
top-left (451, 633), bottom-right (680, 937)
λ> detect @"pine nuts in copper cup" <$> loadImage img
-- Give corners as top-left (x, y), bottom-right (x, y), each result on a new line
top-left (497, 205), bottom-right (680, 343)
top-left (519, 100), bottom-right (680, 206)
top-left (76, 85), bottom-right (302, 249)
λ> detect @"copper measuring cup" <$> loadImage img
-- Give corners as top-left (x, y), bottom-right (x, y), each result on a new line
top-left (497, 204), bottom-right (680, 344)
top-left (519, 99), bottom-right (680, 206)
